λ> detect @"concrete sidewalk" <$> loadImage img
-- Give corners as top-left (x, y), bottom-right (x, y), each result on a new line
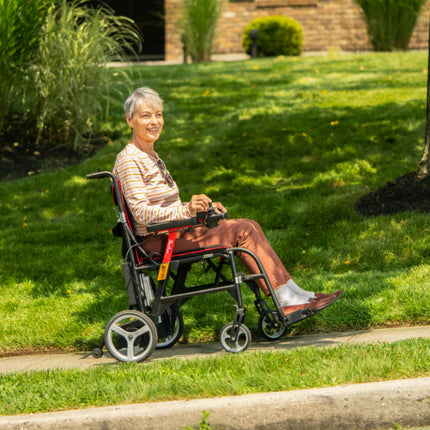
top-left (1, 325), bottom-right (429, 374)
top-left (1, 326), bottom-right (429, 430)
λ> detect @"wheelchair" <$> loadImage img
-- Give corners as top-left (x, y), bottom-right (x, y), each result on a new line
top-left (87, 171), bottom-right (323, 363)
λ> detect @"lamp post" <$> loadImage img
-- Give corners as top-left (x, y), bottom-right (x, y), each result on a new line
top-left (181, 34), bottom-right (188, 64)
top-left (249, 29), bottom-right (259, 58)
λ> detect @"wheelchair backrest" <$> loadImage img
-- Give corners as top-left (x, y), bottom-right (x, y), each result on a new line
top-left (86, 171), bottom-right (152, 265)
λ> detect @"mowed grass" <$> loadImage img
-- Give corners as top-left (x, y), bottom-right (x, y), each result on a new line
top-left (1, 51), bottom-right (430, 355)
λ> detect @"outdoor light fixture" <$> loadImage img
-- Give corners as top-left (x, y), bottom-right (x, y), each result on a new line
top-left (249, 29), bottom-right (259, 58)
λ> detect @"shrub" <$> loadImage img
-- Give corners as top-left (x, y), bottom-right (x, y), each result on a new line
top-left (181, 0), bottom-right (223, 63)
top-left (354, 0), bottom-right (426, 51)
top-left (242, 15), bottom-right (303, 57)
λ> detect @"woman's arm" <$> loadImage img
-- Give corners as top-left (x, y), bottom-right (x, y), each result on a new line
top-left (114, 154), bottom-right (193, 227)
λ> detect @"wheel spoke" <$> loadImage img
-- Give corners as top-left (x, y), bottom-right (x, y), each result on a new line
top-left (134, 324), bottom-right (150, 338)
top-left (111, 324), bottom-right (129, 338)
top-left (126, 340), bottom-right (135, 361)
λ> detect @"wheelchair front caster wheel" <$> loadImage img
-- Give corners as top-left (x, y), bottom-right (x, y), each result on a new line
top-left (104, 310), bottom-right (158, 363)
top-left (92, 348), bottom-right (103, 359)
top-left (258, 310), bottom-right (287, 340)
top-left (219, 323), bottom-right (251, 353)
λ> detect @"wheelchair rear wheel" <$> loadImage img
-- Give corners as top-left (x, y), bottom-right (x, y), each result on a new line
top-left (258, 310), bottom-right (287, 340)
top-left (156, 309), bottom-right (184, 350)
top-left (219, 323), bottom-right (251, 353)
top-left (104, 310), bottom-right (158, 362)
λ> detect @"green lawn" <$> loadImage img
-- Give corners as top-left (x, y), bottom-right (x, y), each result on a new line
top-left (1, 51), bottom-right (430, 356)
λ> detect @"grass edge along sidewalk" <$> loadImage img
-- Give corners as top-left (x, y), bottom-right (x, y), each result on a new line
top-left (0, 377), bottom-right (429, 430)
top-left (0, 326), bottom-right (429, 418)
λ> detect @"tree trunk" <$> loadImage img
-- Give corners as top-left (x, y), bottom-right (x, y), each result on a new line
top-left (417, 19), bottom-right (430, 177)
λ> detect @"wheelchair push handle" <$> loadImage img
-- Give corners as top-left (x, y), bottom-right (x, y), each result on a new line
top-left (86, 171), bottom-right (115, 181)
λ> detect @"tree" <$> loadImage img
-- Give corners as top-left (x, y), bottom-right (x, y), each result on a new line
top-left (417, 21), bottom-right (430, 177)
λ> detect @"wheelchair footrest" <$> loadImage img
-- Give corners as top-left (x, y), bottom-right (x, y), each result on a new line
top-left (284, 306), bottom-right (315, 326)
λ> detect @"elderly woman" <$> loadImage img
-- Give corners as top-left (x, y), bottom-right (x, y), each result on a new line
top-left (113, 87), bottom-right (341, 316)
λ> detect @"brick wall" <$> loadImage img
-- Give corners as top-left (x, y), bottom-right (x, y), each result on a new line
top-left (165, 0), bottom-right (430, 61)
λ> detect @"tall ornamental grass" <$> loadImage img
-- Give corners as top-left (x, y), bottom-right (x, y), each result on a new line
top-left (354, 0), bottom-right (426, 51)
top-left (0, 0), bottom-right (52, 126)
top-left (181, 0), bottom-right (222, 63)
top-left (33, 0), bottom-right (142, 149)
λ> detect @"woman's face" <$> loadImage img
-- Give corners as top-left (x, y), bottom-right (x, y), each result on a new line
top-left (126, 101), bottom-right (164, 144)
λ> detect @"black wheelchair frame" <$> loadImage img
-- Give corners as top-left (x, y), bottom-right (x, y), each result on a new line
top-left (87, 171), bottom-right (319, 362)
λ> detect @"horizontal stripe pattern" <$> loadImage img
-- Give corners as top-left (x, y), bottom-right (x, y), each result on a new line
top-left (113, 143), bottom-right (192, 235)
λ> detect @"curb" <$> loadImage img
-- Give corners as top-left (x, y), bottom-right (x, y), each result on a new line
top-left (1, 377), bottom-right (429, 429)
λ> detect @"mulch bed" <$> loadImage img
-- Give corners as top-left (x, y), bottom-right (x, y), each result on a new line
top-left (354, 171), bottom-right (430, 217)
top-left (0, 115), bottom-right (106, 181)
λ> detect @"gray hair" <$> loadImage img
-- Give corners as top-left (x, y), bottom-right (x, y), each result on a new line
top-left (124, 87), bottom-right (164, 118)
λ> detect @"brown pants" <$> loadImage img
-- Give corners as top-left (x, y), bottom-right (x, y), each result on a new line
top-left (142, 219), bottom-right (291, 295)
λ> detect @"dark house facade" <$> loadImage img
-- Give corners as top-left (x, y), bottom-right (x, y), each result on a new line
top-left (106, 0), bottom-right (165, 60)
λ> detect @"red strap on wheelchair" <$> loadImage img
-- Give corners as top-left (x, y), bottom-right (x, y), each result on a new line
top-left (158, 230), bottom-right (177, 281)
top-left (163, 231), bottom-right (176, 263)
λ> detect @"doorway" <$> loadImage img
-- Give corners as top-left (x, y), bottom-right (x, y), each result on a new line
top-left (105, 0), bottom-right (165, 60)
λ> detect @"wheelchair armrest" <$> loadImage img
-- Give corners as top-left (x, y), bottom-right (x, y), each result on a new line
top-left (146, 217), bottom-right (199, 233)
top-left (146, 210), bottom-right (228, 233)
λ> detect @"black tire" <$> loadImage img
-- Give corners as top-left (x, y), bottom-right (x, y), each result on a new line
top-left (156, 310), bottom-right (184, 350)
top-left (92, 348), bottom-right (103, 359)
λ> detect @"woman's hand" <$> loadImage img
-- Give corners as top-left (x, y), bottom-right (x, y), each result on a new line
top-left (188, 195), bottom-right (227, 216)
top-left (212, 202), bottom-right (227, 214)
top-left (189, 194), bottom-right (212, 215)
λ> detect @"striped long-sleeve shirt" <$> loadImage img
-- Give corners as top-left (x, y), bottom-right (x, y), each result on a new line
top-left (113, 143), bottom-right (192, 236)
